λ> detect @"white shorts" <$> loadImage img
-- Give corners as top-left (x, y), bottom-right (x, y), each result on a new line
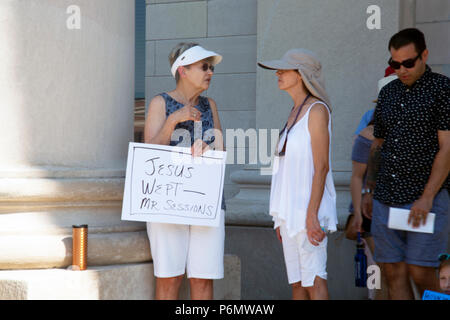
top-left (279, 224), bottom-right (328, 287)
top-left (147, 210), bottom-right (225, 279)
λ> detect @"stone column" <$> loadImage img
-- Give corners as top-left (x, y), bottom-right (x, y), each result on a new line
top-left (0, 0), bottom-right (153, 299)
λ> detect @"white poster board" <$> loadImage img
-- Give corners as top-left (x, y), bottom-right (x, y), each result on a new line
top-left (121, 142), bottom-right (226, 227)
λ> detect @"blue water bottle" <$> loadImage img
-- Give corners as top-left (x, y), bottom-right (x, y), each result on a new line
top-left (355, 232), bottom-right (367, 287)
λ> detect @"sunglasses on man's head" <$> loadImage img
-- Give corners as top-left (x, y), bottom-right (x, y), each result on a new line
top-left (201, 63), bottom-right (214, 72)
top-left (388, 51), bottom-right (423, 69)
top-left (439, 253), bottom-right (450, 262)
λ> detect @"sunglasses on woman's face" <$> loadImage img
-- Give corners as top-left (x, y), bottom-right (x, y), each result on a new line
top-left (388, 51), bottom-right (422, 69)
top-left (201, 63), bottom-right (214, 72)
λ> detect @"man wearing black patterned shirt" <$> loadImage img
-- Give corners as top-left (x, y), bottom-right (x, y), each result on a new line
top-left (365, 28), bottom-right (450, 299)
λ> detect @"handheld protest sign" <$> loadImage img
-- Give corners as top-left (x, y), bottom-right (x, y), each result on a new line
top-left (121, 142), bottom-right (226, 227)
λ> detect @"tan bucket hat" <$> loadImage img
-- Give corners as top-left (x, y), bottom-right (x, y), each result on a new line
top-left (258, 48), bottom-right (331, 110)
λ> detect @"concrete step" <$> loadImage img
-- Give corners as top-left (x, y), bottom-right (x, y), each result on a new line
top-left (0, 255), bottom-right (240, 300)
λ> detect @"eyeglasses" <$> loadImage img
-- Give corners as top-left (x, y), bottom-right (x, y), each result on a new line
top-left (388, 51), bottom-right (423, 69)
top-left (201, 63), bottom-right (214, 72)
top-left (439, 253), bottom-right (450, 262)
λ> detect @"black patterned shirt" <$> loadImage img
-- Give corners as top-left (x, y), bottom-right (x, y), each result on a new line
top-left (373, 66), bottom-right (450, 205)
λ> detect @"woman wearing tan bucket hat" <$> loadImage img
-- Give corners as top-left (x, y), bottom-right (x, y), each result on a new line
top-left (258, 49), bottom-right (337, 300)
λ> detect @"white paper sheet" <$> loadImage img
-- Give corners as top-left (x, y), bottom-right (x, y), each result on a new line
top-left (121, 142), bottom-right (226, 227)
top-left (388, 207), bottom-right (435, 234)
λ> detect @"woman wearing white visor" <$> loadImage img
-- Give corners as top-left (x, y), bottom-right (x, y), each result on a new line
top-left (258, 49), bottom-right (337, 300)
top-left (144, 43), bottom-right (225, 300)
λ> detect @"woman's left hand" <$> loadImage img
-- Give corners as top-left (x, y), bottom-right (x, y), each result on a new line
top-left (191, 139), bottom-right (210, 157)
top-left (306, 213), bottom-right (326, 246)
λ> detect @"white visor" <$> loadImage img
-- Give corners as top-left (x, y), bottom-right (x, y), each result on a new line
top-left (170, 45), bottom-right (222, 78)
top-left (377, 74), bottom-right (398, 94)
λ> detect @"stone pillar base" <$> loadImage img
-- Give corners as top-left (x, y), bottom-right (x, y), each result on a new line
top-left (0, 255), bottom-right (241, 300)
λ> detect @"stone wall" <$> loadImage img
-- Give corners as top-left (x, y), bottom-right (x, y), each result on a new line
top-left (416, 0), bottom-right (450, 77)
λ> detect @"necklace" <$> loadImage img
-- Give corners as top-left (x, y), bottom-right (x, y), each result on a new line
top-left (281, 94), bottom-right (311, 135)
top-left (277, 93), bottom-right (311, 156)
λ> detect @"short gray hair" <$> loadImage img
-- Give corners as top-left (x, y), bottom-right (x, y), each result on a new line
top-left (168, 42), bottom-right (199, 83)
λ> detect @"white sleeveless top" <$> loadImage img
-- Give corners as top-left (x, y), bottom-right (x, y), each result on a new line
top-left (269, 101), bottom-right (337, 238)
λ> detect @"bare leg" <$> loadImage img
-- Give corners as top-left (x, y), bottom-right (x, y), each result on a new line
top-left (155, 275), bottom-right (184, 300)
top-left (365, 237), bottom-right (389, 300)
top-left (408, 264), bottom-right (440, 297)
top-left (365, 236), bottom-right (375, 253)
top-left (292, 281), bottom-right (309, 300)
top-left (305, 276), bottom-right (329, 300)
top-left (189, 278), bottom-right (214, 300)
top-left (376, 263), bottom-right (390, 300)
top-left (382, 262), bottom-right (414, 300)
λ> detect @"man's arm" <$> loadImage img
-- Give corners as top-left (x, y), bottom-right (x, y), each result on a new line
top-left (409, 130), bottom-right (450, 227)
top-left (362, 138), bottom-right (384, 218)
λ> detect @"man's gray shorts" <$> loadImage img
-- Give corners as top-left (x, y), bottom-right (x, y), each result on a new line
top-left (372, 190), bottom-right (449, 267)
